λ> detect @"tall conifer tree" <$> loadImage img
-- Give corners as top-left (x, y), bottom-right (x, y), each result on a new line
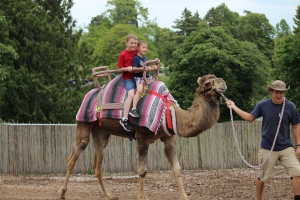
top-left (0, 0), bottom-right (83, 123)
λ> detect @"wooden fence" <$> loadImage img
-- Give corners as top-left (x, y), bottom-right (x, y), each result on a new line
top-left (0, 121), bottom-right (295, 175)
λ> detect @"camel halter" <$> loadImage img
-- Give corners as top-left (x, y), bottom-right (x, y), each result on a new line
top-left (200, 79), bottom-right (216, 96)
top-left (219, 92), bottom-right (286, 169)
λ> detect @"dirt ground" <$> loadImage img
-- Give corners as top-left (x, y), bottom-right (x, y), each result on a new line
top-left (0, 166), bottom-right (295, 200)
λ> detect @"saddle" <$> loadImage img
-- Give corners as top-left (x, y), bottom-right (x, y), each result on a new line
top-left (76, 75), bottom-right (178, 134)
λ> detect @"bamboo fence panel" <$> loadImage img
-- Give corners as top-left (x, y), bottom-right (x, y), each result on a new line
top-left (0, 121), bottom-right (296, 175)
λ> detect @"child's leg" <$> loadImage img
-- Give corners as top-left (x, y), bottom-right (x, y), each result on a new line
top-left (123, 89), bottom-right (135, 119)
top-left (122, 79), bottom-right (136, 120)
top-left (132, 83), bottom-right (144, 109)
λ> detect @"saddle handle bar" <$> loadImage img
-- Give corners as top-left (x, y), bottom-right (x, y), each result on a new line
top-left (142, 59), bottom-right (160, 85)
top-left (92, 59), bottom-right (161, 89)
top-left (92, 66), bottom-right (112, 89)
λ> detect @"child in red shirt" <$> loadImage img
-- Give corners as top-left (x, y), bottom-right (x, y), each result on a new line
top-left (118, 33), bottom-right (138, 131)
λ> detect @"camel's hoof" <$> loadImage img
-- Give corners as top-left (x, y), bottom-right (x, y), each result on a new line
top-left (57, 188), bottom-right (67, 199)
top-left (179, 195), bottom-right (189, 200)
top-left (138, 196), bottom-right (149, 200)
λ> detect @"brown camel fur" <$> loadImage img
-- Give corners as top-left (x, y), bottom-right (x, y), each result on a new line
top-left (58, 74), bottom-right (227, 200)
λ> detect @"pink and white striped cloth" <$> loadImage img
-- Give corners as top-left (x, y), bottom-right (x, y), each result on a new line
top-left (75, 88), bottom-right (99, 122)
top-left (76, 75), bottom-right (177, 133)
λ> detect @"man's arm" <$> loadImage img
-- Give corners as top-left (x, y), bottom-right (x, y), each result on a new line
top-left (226, 100), bottom-right (255, 122)
top-left (293, 124), bottom-right (300, 159)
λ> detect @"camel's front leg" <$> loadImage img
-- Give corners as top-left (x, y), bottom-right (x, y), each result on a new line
top-left (91, 127), bottom-right (117, 200)
top-left (161, 136), bottom-right (188, 200)
top-left (137, 139), bottom-right (150, 200)
top-left (58, 122), bottom-right (93, 199)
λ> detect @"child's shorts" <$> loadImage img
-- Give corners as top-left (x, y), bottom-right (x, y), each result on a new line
top-left (134, 76), bottom-right (153, 85)
top-left (258, 147), bottom-right (300, 183)
top-left (123, 79), bottom-right (136, 91)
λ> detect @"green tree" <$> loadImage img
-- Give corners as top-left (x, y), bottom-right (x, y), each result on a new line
top-left (293, 5), bottom-right (300, 34)
top-left (273, 6), bottom-right (300, 113)
top-left (272, 34), bottom-right (300, 109)
top-left (106, 0), bottom-right (148, 27)
top-left (0, 15), bottom-right (18, 118)
top-left (90, 13), bottom-right (113, 28)
top-left (237, 11), bottom-right (275, 61)
top-left (80, 18), bottom-right (110, 70)
top-left (169, 22), bottom-right (270, 121)
top-left (139, 19), bottom-right (160, 42)
top-left (0, 0), bottom-right (83, 123)
top-left (204, 3), bottom-right (240, 37)
top-left (172, 8), bottom-right (202, 43)
top-left (275, 19), bottom-right (292, 38)
top-left (153, 27), bottom-right (177, 71)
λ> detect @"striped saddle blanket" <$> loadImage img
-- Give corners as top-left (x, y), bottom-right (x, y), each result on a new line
top-left (76, 75), bottom-right (177, 133)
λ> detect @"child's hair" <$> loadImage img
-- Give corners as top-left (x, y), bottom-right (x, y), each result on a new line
top-left (126, 33), bottom-right (138, 42)
top-left (137, 40), bottom-right (148, 46)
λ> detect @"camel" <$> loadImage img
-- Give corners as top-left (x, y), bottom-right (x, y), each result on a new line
top-left (58, 74), bottom-right (227, 200)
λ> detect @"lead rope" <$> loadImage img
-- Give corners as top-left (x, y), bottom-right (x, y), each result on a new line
top-left (219, 93), bottom-right (286, 168)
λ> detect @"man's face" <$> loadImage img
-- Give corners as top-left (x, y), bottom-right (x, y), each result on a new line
top-left (270, 90), bottom-right (285, 104)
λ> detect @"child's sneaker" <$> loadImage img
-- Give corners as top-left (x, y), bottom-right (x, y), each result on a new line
top-left (129, 109), bottom-right (139, 117)
top-left (119, 119), bottom-right (133, 132)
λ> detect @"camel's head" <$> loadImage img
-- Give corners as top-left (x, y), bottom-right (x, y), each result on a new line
top-left (196, 74), bottom-right (227, 101)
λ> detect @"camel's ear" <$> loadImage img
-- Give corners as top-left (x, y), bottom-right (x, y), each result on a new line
top-left (197, 77), bottom-right (202, 85)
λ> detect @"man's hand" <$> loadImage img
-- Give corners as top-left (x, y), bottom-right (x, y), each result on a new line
top-left (226, 100), bottom-right (236, 109)
top-left (293, 124), bottom-right (300, 161)
top-left (296, 146), bottom-right (300, 161)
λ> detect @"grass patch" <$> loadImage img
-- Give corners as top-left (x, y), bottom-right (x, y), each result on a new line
top-left (87, 168), bottom-right (94, 175)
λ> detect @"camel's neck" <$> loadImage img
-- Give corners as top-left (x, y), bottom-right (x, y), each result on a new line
top-left (174, 96), bottom-right (220, 137)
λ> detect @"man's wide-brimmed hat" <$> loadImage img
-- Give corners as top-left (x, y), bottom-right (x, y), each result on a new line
top-left (266, 80), bottom-right (290, 91)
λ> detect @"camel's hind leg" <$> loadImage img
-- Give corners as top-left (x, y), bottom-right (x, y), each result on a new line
top-left (58, 122), bottom-right (93, 199)
top-left (161, 135), bottom-right (188, 200)
top-left (91, 126), bottom-right (118, 200)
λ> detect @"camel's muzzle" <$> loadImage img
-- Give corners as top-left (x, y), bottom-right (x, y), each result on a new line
top-left (200, 78), bottom-right (227, 98)
top-left (213, 78), bottom-right (227, 93)
top-left (215, 86), bottom-right (227, 93)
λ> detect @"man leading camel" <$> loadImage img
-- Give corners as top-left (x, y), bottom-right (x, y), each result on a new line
top-left (226, 80), bottom-right (300, 200)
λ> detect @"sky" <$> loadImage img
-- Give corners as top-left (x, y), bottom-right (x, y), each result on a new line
top-left (71, 0), bottom-right (299, 30)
